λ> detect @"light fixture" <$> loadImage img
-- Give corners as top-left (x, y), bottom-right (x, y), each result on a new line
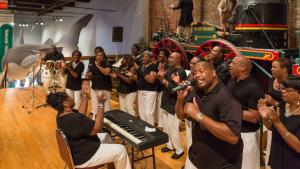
top-left (25, 24), bottom-right (29, 27)
top-left (18, 24), bottom-right (21, 27)
top-left (59, 17), bottom-right (63, 22)
top-left (10, 22), bottom-right (15, 26)
top-left (40, 22), bottom-right (44, 26)
top-left (22, 24), bottom-right (25, 27)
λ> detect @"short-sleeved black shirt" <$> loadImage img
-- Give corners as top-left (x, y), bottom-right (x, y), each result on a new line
top-left (267, 78), bottom-right (283, 103)
top-left (44, 52), bottom-right (64, 61)
top-left (90, 60), bottom-right (112, 91)
top-left (161, 66), bottom-right (187, 115)
top-left (136, 63), bottom-right (158, 91)
top-left (56, 110), bottom-right (100, 165)
top-left (227, 77), bottom-right (264, 132)
top-left (65, 62), bottom-right (85, 91)
top-left (188, 83), bottom-right (243, 169)
top-left (117, 64), bottom-right (138, 94)
top-left (269, 103), bottom-right (300, 169)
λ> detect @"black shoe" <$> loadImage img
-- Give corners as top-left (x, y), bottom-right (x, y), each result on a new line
top-left (161, 146), bottom-right (173, 153)
top-left (171, 151), bottom-right (184, 159)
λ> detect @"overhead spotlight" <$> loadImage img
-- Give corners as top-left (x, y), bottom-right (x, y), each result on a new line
top-left (59, 17), bottom-right (63, 22)
top-left (40, 22), bottom-right (44, 26)
top-left (18, 24), bottom-right (22, 27)
top-left (35, 22), bottom-right (39, 25)
top-left (22, 24), bottom-right (25, 27)
top-left (25, 24), bottom-right (29, 27)
top-left (10, 22), bottom-right (15, 26)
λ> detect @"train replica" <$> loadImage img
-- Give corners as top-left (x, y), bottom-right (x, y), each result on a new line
top-left (150, 0), bottom-right (300, 86)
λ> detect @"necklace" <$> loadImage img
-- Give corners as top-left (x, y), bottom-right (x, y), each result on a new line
top-left (285, 103), bottom-right (300, 117)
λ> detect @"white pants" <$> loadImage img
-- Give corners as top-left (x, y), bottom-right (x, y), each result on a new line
top-left (265, 130), bottom-right (272, 169)
top-left (185, 120), bottom-right (192, 149)
top-left (161, 109), bottom-right (184, 154)
top-left (91, 89), bottom-right (111, 119)
top-left (76, 133), bottom-right (131, 169)
top-left (119, 92), bottom-right (137, 116)
top-left (185, 156), bottom-right (198, 169)
top-left (155, 92), bottom-right (163, 127)
top-left (241, 131), bottom-right (260, 169)
top-left (137, 90), bottom-right (157, 125)
top-left (66, 89), bottom-right (81, 110)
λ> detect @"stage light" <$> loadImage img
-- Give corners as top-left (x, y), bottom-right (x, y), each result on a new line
top-left (40, 22), bottom-right (44, 26)
top-left (10, 22), bottom-right (14, 26)
top-left (59, 17), bottom-right (63, 22)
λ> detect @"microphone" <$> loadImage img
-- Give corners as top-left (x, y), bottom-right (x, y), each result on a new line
top-left (172, 80), bottom-right (194, 92)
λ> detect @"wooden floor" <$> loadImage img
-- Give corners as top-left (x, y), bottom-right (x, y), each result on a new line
top-left (0, 87), bottom-right (188, 169)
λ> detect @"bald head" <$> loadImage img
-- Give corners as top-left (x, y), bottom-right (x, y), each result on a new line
top-left (168, 52), bottom-right (182, 67)
top-left (235, 56), bottom-right (252, 73)
top-left (229, 56), bottom-right (252, 79)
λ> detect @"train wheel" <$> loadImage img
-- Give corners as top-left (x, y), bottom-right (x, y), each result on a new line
top-left (152, 38), bottom-right (188, 69)
top-left (194, 39), bottom-right (241, 60)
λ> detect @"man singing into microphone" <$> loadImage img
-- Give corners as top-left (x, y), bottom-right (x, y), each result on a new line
top-left (176, 60), bottom-right (243, 169)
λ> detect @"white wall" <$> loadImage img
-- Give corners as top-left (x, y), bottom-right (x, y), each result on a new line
top-left (13, 25), bottom-right (42, 47)
top-left (40, 0), bottom-right (149, 57)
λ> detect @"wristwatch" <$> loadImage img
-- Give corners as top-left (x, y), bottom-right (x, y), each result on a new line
top-left (196, 112), bottom-right (203, 122)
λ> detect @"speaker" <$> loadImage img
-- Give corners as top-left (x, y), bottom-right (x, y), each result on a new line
top-left (112, 26), bottom-right (123, 42)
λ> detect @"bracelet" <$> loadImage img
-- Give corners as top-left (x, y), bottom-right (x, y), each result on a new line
top-left (98, 103), bottom-right (104, 108)
top-left (283, 132), bottom-right (291, 139)
top-left (196, 112), bottom-right (203, 122)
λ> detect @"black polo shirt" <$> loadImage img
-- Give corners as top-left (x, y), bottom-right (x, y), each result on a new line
top-left (161, 66), bottom-right (187, 115)
top-left (214, 58), bottom-right (230, 84)
top-left (188, 83), bottom-right (243, 169)
top-left (65, 62), bottom-right (84, 91)
top-left (227, 77), bottom-right (264, 132)
top-left (44, 52), bottom-right (64, 61)
top-left (117, 64), bottom-right (138, 94)
top-left (56, 110), bottom-right (100, 166)
top-left (136, 63), bottom-right (158, 91)
top-left (90, 60), bottom-right (112, 91)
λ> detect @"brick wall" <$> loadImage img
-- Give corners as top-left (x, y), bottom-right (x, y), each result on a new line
top-left (295, 0), bottom-right (300, 48)
top-left (149, 0), bottom-right (220, 34)
top-left (288, 0), bottom-right (297, 48)
top-left (149, 0), bottom-right (299, 48)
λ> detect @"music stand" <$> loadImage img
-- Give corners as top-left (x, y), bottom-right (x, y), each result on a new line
top-left (22, 56), bottom-right (46, 114)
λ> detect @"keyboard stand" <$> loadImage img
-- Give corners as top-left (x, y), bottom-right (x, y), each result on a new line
top-left (131, 147), bottom-right (156, 169)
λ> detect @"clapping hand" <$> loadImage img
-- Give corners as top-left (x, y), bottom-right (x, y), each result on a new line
top-left (97, 93), bottom-right (107, 104)
top-left (268, 107), bottom-right (280, 124)
top-left (82, 80), bottom-right (90, 96)
top-left (157, 69), bottom-right (166, 81)
top-left (61, 60), bottom-right (66, 68)
top-left (258, 99), bottom-right (269, 119)
top-left (171, 72), bottom-right (180, 84)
